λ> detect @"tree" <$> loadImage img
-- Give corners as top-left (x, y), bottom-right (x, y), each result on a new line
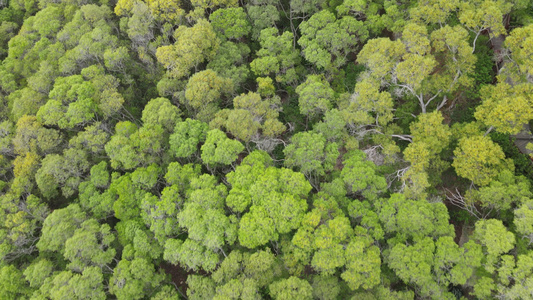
top-left (109, 257), bottom-right (164, 300)
top-left (341, 150), bottom-right (387, 201)
top-left (452, 135), bottom-right (510, 186)
top-left (475, 83), bottom-right (533, 135)
top-left (295, 75), bottom-right (334, 118)
top-left (246, 2), bottom-right (280, 40)
top-left (200, 129), bottom-right (244, 166)
top-left (206, 41), bottom-right (251, 92)
top-left (284, 131), bottom-right (339, 178)
top-left (211, 92), bottom-right (285, 146)
top-left (298, 10), bottom-right (368, 70)
top-left (250, 28), bottom-right (302, 85)
top-left (0, 264), bottom-right (31, 299)
top-left (63, 219), bottom-right (116, 272)
top-left (269, 276), bottom-right (313, 300)
top-left (35, 267), bottom-right (106, 300)
top-left (473, 218), bottom-right (516, 273)
top-left (35, 148), bottom-right (90, 198)
top-left (377, 193), bottom-right (454, 241)
top-left (37, 204), bottom-right (87, 255)
top-left (156, 19), bottom-right (219, 79)
top-left (209, 7), bottom-right (251, 40)
top-left (514, 200), bottom-right (533, 245)
top-left (342, 234), bottom-right (381, 290)
top-left (183, 69), bottom-right (232, 121)
top-left (141, 97), bottom-right (181, 132)
top-left (501, 24), bottom-right (533, 84)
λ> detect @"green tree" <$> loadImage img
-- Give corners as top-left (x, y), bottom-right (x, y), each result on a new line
top-left (284, 131), bottom-right (339, 178)
top-left (269, 276), bottom-right (313, 300)
top-left (452, 135), bottom-right (510, 186)
top-left (298, 10), bottom-right (368, 70)
top-left (156, 19), bottom-right (219, 79)
top-left (250, 27), bottom-right (302, 85)
top-left (200, 129), bottom-right (244, 166)
top-left (209, 7), bottom-right (251, 40)
top-left (109, 257), bottom-right (164, 300)
top-left (295, 75), bottom-right (334, 118)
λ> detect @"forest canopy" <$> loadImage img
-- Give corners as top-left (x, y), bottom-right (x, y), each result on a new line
top-left (1, 0), bottom-right (533, 299)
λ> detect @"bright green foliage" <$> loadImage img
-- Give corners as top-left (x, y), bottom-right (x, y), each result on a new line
top-left (340, 78), bottom-right (394, 128)
top-left (206, 41), bottom-right (250, 91)
top-left (141, 97), bottom-right (180, 132)
top-left (473, 219), bottom-right (516, 273)
top-left (0, 264), bottom-right (31, 300)
top-left (235, 164), bottom-right (311, 248)
top-left (186, 275), bottom-right (216, 300)
top-left (290, 0), bottom-right (326, 15)
top-left (313, 109), bottom-right (347, 142)
top-left (141, 186), bottom-right (182, 242)
top-left (211, 92), bottom-right (285, 143)
top-left (184, 69), bottom-right (232, 121)
top-left (109, 257), bottom-right (164, 300)
top-left (0, 193), bottom-right (48, 261)
top-left (164, 238), bottom-right (220, 271)
top-left (238, 205), bottom-right (278, 248)
top-left (311, 275), bottom-right (341, 300)
top-left (342, 234), bottom-right (381, 290)
top-left (69, 122), bottom-right (110, 156)
top-left (64, 219), bottom-right (116, 272)
top-left (358, 23), bottom-right (475, 113)
top-left (105, 122), bottom-right (167, 170)
top-left (295, 75), bottom-right (334, 117)
top-left (12, 115), bottom-right (62, 156)
top-left (250, 28), bottom-right (302, 84)
top-left (246, 3), bottom-right (279, 40)
top-left (209, 7), bottom-right (251, 40)
top-left (452, 135), bottom-right (510, 186)
top-left (284, 131), bottom-right (339, 176)
top-left (169, 118), bottom-right (209, 158)
top-left (269, 276), bottom-right (313, 300)
top-left (131, 164), bottom-right (161, 190)
top-left (8, 87), bottom-right (46, 121)
top-left (410, 111), bottom-right (452, 154)
top-left (37, 204), bottom-right (87, 254)
top-left (35, 148), bottom-right (90, 198)
top-left (156, 20), bottom-right (219, 79)
top-left (226, 150), bottom-right (274, 212)
top-left (388, 236), bottom-right (482, 299)
top-left (377, 193), bottom-right (454, 241)
top-left (341, 150), bottom-right (387, 201)
top-left (502, 24), bottom-right (533, 83)
top-left (211, 249), bottom-right (282, 298)
top-left (515, 200), bottom-right (533, 244)
top-left (299, 10), bottom-right (368, 70)
top-left (37, 267), bottom-right (106, 300)
top-left (151, 285), bottom-right (180, 300)
top-left (23, 258), bottom-right (54, 288)
top-left (290, 195), bottom-right (350, 276)
top-left (475, 83), bottom-right (533, 135)
top-left (468, 169), bottom-right (532, 211)
top-left (109, 174), bottom-right (148, 221)
top-left (116, 219), bottom-right (163, 260)
top-left (201, 129), bottom-right (244, 166)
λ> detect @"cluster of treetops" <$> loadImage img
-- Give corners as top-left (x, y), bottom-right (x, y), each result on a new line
top-left (2, 0), bottom-right (533, 298)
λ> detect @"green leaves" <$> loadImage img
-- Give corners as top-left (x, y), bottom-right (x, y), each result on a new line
top-left (299, 10), bottom-right (368, 70)
top-left (452, 135), bottom-right (509, 186)
top-left (201, 129), bottom-right (244, 166)
top-left (284, 132), bottom-right (339, 176)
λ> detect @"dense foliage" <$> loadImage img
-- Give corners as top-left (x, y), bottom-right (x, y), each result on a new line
top-left (1, 0), bottom-right (533, 298)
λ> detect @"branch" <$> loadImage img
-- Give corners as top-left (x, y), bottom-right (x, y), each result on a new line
top-left (391, 134), bottom-right (413, 142)
top-left (445, 188), bottom-right (482, 219)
